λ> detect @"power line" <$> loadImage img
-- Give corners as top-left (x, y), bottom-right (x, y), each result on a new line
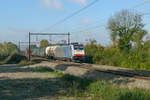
top-left (41, 0), bottom-right (99, 32)
top-left (71, 18), bottom-right (106, 31)
top-left (131, 0), bottom-right (150, 9)
top-left (132, 2), bottom-right (147, 8)
top-left (142, 12), bottom-right (150, 16)
top-left (72, 24), bottom-right (105, 33)
top-left (72, 12), bottom-right (150, 33)
top-left (130, 1), bottom-right (150, 16)
top-left (145, 22), bottom-right (150, 25)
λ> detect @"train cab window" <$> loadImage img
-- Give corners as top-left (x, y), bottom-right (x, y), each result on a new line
top-left (79, 45), bottom-right (84, 50)
top-left (74, 45), bottom-right (84, 50)
top-left (74, 45), bottom-right (78, 50)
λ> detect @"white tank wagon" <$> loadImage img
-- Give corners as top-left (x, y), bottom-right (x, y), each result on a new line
top-left (45, 44), bottom-right (85, 61)
top-left (45, 46), bottom-right (55, 56)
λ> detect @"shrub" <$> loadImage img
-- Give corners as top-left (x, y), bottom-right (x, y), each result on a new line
top-left (18, 60), bottom-right (35, 66)
top-left (0, 55), bottom-right (8, 61)
top-left (85, 40), bottom-right (150, 70)
top-left (87, 81), bottom-right (150, 100)
top-left (4, 53), bottom-right (27, 64)
top-left (0, 62), bottom-right (3, 65)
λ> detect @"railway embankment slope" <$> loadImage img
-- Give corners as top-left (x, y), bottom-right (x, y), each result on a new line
top-left (27, 61), bottom-right (150, 90)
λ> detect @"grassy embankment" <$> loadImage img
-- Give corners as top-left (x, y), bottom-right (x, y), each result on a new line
top-left (28, 66), bottom-right (150, 100)
top-left (0, 53), bottom-right (36, 66)
top-left (0, 62), bottom-right (3, 65)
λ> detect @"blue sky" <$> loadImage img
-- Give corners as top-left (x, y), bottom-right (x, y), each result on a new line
top-left (0, 0), bottom-right (150, 45)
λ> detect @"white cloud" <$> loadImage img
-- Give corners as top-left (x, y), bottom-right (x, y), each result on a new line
top-left (41, 0), bottom-right (87, 10)
top-left (69, 0), bottom-right (87, 5)
top-left (42, 0), bottom-right (51, 8)
top-left (41, 0), bottom-right (63, 9)
top-left (53, 0), bottom-right (62, 9)
top-left (80, 18), bottom-right (91, 24)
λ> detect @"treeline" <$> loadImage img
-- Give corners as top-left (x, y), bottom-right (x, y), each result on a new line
top-left (0, 42), bottom-right (19, 60)
top-left (85, 9), bottom-right (150, 70)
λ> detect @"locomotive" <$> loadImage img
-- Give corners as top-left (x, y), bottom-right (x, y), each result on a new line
top-left (45, 43), bottom-right (85, 61)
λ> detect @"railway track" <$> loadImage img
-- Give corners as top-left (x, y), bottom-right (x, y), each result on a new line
top-left (51, 60), bottom-right (150, 81)
top-left (78, 64), bottom-right (150, 81)
top-left (31, 57), bottom-right (150, 81)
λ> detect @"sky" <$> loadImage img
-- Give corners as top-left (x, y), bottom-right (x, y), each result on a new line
top-left (0, 0), bottom-right (150, 46)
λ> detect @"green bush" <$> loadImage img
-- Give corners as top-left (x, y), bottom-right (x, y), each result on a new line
top-left (18, 60), bottom-right (35, 66)
top-left (87, 81), bottom-right (150, 100)
top-left (0, 55), bottom-right (8, 61)
top-left (0, 62), bottom-right (3, 65)
top-left (85, 56), bottom-right (93, 64)
top-left (4, 53), bottom-right (27, 64)
top-left (85, 40), bottom-right (150, 70)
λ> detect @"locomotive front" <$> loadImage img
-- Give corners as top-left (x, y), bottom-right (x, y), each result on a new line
top-left (71, 44), bottom-right (85, 61)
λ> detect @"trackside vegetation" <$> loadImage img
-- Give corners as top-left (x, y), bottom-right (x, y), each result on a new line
top-left (27, 66), bottom-right (150, 100)
top-left (0, 42), bottom-right (19, 63)
top-left (85, 9), bottom-right (150, 70)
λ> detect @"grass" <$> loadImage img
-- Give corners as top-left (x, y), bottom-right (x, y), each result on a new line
top-left (0, 60), bottom-right (36, 66)
top-left (1, 65), bottom-right (150, 100)
top-left (86, 82), bottom-right (150, 100)
top-left (62, 76), bottom-right (150, 100)
top-left (0, 62), bottom-right (3, 65)
top-left (0, 53), bottom-right (29, 66)
top-left (17, 60), bottom-right (36, 66)
top-left (0, 60), bottom-right (6, 65)
top-left (27, 66), bottom-right (64, 77)
top-left (4, 53), bottom-right (27, 64)
top-left (28, 66), bottom-right (150, 100)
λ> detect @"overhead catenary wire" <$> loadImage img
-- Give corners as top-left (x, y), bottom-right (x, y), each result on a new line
top-left (72, 24), bottom-right (106, 33)
top-left (132, 1), bottom-right (148, 9)
top-left (130, 1), bottom-right (150, 16)
top-left (142, 12), bottom-right (150, 16)
top-left (72, 1), bottom-right (150, 34)
top-left (130, 0), bottom-right (150, 9)
top-left (40, 0), bottom-right (99, 32)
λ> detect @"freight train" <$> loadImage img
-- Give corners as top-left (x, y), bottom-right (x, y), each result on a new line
top-left (28, 43), bottom-right (85, 62)
top-left (45, 43), bottom-right (85, 61)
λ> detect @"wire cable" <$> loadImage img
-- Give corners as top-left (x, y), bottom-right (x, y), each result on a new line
top-left (132, 2), bottom-right (147, 8)
top-left (72, 24), bottom-right (105, 33)
top-left (142, 12), bottom-right (150, 16)
top-left (41, 0), bottom-right (99, 32)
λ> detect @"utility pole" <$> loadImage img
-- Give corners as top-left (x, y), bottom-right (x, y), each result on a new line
top-left (68, 32), bottom-right (70, 45)
top-left (18, 41), bottom-right (20, 53)
top-left (29, 32), bottom-right (31, 61)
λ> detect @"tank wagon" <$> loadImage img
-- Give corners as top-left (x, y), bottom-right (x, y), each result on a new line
top-left (31, 48), bottom-right (45, 57)
top-left (45, 43), bottom-right (85, 61)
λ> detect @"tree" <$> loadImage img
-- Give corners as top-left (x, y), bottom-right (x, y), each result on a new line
top-left (30, 45), bottom-right (37, 49)
top-left (61, 40), bottom-right (67, 45)
top-left (7, 42), bottom-right (19, 54)
top-left (0, 43), bottom-right (3, 54)
top-left (0, 42), bottom-right (19, 56)
top-left (133, 30), bottom-right (147, 48)
top-left (40, 39), bottom-right (49, 48)
top-left (108, 9), bottom-right (146, 52)
top-left (85, 39), bottom-right (98, 56)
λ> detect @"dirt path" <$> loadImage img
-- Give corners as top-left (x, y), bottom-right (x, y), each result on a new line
top-left (0, 65), bottom-right (74, 100)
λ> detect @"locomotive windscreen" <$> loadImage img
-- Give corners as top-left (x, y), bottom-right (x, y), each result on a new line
top-left (74, 45), bottom-right (84, 50)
